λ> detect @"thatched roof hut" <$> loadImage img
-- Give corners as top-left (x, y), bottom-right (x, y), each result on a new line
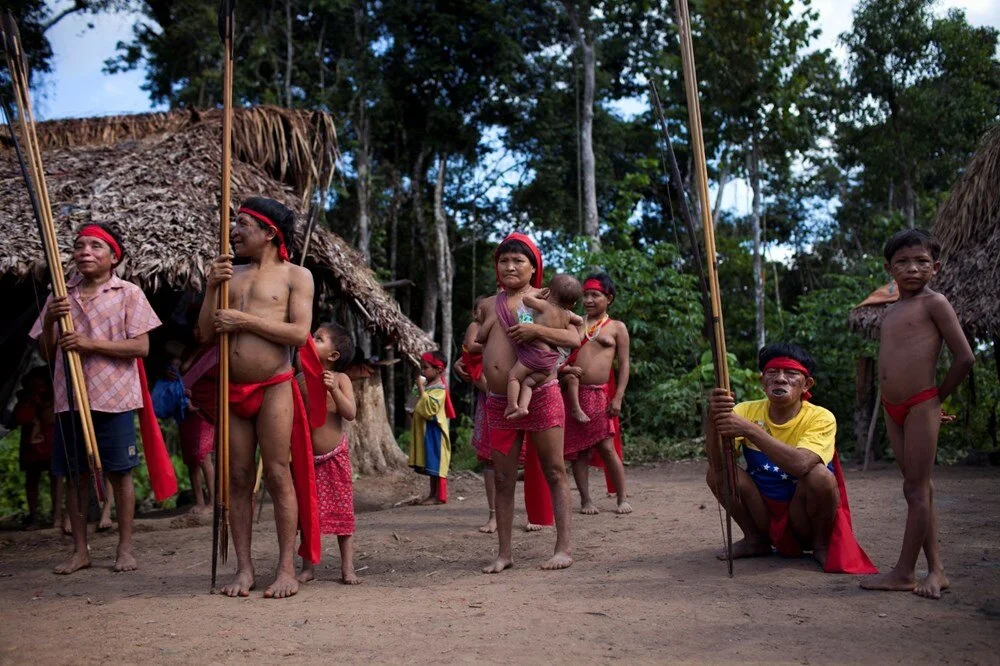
top-left (0, 106), bottom-right (433, 358)
top-left (849, 124), bottom-right (1000, 341)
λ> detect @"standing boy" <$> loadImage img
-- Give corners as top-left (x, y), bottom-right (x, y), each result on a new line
top-left (30, 223), bottom-right (165, 574)
top-left (410, 351), bottom-right (455, 505)
top-left (199, 197), bottom-right (319, 599)
top-left (297, 322), bottom-right (359, 585)
top-left (861, 229), bottom-right (974, 599)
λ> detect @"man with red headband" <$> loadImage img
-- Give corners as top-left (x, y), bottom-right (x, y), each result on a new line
top-left (706, 343), bottom-right (877, 574)
top-left (199, 196), bottom-right (322, 599)
top-left (30, 222), bottom-right (175, 575)
top-left (409, 350), bottom-right (455, 504)
top-left (474, 233), bottom-right (581, 573)
top-left (560, 273), bottom-right (632, 515)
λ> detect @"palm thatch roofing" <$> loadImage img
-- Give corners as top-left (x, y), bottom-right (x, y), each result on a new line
top-left (849, 123), bottom-right (1000, 341)
top-left (0, 106), bottom-right (434, 358)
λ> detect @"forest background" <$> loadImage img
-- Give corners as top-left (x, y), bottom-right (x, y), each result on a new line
top-left (2, 0), bottom-right (999, 510)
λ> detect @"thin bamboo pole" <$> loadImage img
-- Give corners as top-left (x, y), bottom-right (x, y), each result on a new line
top-left (1, 13), bottom-right (104, 504)
top-left (673, 0), bottom-right (737, 576)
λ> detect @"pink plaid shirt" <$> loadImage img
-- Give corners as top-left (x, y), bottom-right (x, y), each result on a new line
top-left (29, 274), bottom-right (161, 414)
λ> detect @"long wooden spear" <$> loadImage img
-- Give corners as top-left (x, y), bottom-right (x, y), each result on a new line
top-left (1, 12), bottom-right (106, 505)
top-left (212, 0), bottom-right (236, 591)
top-left (671, 0), bottom-right (738, 577)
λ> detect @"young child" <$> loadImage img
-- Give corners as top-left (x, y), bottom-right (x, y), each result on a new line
top-left (11, 366), bottom-right (61, 531)
top-left (29, 222), bottom-right (173, 574)
top-left (410, 350), bottom-right (456, 505)
top-left (296, 322), bottom-right (359, 585)
top-left (461, 297), bottom-right (495, 532)
top-left (179, 332), bottom-right (219, 516)
top-left (479, 273), bottom-right (583, 419)
top-left (861, 229), bottom-right (974, 600)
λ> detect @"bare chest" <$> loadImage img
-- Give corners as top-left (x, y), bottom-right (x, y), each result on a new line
top-left (230, 267), bottom-right (290, 315)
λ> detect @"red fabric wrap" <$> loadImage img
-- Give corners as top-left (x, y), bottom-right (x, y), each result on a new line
top-left (299, 337), bottom-right (328, 428)
top-left (77, 225), bottom-right (122, 262)
top-left (495, 232), bottom-right (543, 289)
top-left (136, 359), bottom-right (178, 501)
top-left (461, 348), bottom-right (484, 382)
top-left (228, 369), bottom-right (321, 564)
top-left (582, 278), bottom-right (606, 294)
top-left (763, 357), bottom-right (813, 401)
top-left (563, 317), bottom-right (623, 492)
top-left (563, 384), bottom-right (615, 460)
top-left (238, 207), bottom-right (290, 261)
top-left (762, 453), bottom-right (877, 574)
top-left (314, 434), bottom-right (355, 538)
top-left (881, 387), bottom-right (939, 427)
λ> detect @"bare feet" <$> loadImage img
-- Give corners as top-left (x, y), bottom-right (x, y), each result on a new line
top-left (860, 569), bottom-right (917, 592)
top-left (482, 556), bottom-right (513, 574)
top-left (812, 544), bottom-right (829, 568)
top-left (505, 406), bottom-right (529, 420)
top-left (61, 516), bottom-right (72, 535)
top-left (263, 571), bottom-right (300, 599)
top-left (716, 538), bottom-right (771, 560)
top-left (525, 522), bottom-right (545, 532)
top-left (218, 570), bottom-right (256, 597)
top-left (418, 495), bottom-right (445, 506)
top-left (580, 502), bottom-right (600, 515)
top-left (341, 569), bottom-right (361, 585)
top-left (97, 516), bottom-right (114, 532)
top-left (541, 551), bottom-right (573, 570)
top-left (113, 545), bottom-right (138, 572)
top-left (478, 513), bottom-right (497, 533)
top-left (188, 504), bottom-right (213, 516)
top-left (296, 565), bottom-right (315, 584)
top-left (53, 550), bottom-right (91, 575)
top-left (571, 407), bottom-right (591, 423)
top-left (914, 570), bottom-right (949, 599)
top-left (615, 501), bottom-right (633, 515)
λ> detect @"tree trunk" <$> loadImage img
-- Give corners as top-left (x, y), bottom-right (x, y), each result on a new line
top-left (345, 372), bottom-right (409, 475)
top-left (412, 151), bottom-right (437, 338)
top-left (565, 2), bottom-right (599, 249)
top-left (903, 169), bottom-right (916, 228)
top-left (854, 356), bottom-right (878, 464)
top-left (385, 168), bottom-right (404, 430)
top-left (712, 167), bottom-right (729, 226)
top-left (284, 0), bottom-right (294, 108)
top-left (354, 3), bottom-right (372, 266)
top-left (749, 138), bottom-right (765, 350)
top-left (433, 154), bottom-right (454, 372)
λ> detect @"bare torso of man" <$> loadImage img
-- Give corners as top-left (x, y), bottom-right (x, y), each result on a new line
top-left (228, 262), bottom-right (303, 383)
top-left (878, 293), bottom-right (944, 405)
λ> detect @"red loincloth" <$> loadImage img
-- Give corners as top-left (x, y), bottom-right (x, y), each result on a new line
top-left (881, 387), bottom-right (938, 427)
top-left (179, 411), bottom-right (214, 466)
top-left (462, 348), bottom-right (484, 383)
top-left (563, 383), bottom-right (615, 461)
top-left (762, 453), bottom-right (878, 574)
top-left (228, 368), bottom-right (321, 564)
top-left (314, 434), bottom-right (355, 539)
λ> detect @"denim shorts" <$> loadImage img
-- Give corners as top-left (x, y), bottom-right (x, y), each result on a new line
top-left (52, 410), bottom-right (139, 477)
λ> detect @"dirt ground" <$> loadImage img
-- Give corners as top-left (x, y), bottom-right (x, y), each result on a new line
top-left (0, 461), bottom-right (998, 664)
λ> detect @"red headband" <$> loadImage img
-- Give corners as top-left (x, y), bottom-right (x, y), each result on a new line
top-left (583, 278), bottom-right (608, 294)
top-left (495, 232), bottom-right (543, 289)
top-left (763, 357), bottom-right (813, 401)
top-left (77, 225), bottom-right (122, 262)
top-left (421, 352), bottom-right (446, 370)
top-left (238, 207), bottom-right (289, 261)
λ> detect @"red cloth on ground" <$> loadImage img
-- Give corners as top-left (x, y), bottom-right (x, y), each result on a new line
top-left (762, 453), bottom-right (878, 574)
top-left (881, 387), bottom-right (939, 427)
top-left (179, 411), bottom-right (214, 466)
top-left (228, 370), bottom-right (321, 564)
top-left (563, 318), bottom-right (622, 493)
top-left (314, 434), bottom-right (355, 539)
top-left (563, 383), bottom-right (614, 460)
top-left (137, 359), bottom-right (178, 501)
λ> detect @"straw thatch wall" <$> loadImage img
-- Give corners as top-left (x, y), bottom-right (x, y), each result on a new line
top-left (0, 107), bottom-right (433, 358)
top-left (848, 123), bottom-right (1000, 341)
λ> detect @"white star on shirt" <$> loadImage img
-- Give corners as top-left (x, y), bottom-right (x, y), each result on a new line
top-left (780, 473), bottom-right (789, 480)
top-left (763, 463), bottom-right (772, 471)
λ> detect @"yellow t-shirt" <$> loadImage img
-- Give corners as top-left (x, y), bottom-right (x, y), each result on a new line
top-left (733, 399), bottom-right (836, 464)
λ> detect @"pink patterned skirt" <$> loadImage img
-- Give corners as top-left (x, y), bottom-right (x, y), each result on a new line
top-left (314, 435), bottom-right (355, 536)
top-left (179, 412), bottom-right (215, 467)
top-left (472, 392), bottom-right (492, 463)
top-left (563, 383), bottom-right (614, 461)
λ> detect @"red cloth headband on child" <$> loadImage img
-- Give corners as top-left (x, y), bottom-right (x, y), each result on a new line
top-left (238, 207), bottom-right (290, 261)
top-left (77, 225), bottom-right (122, 262)
top-left (582, 278), bottom-right (607, 294)
top-left (421, 352), bottom-right (446, 370)
top-left (419, 353), bottom-right (456, 418)
top-left (763, 357), bottom-right (813, 401)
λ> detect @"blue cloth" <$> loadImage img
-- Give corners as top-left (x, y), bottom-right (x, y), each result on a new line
top-left (744, 447), bottom-right (834, 502)
top-left (151, 378), bottom-right (188, 422)
top-left (419, 421), bottom-right (445, 477)
top-left (52, 410), bottom-right (139, 476)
